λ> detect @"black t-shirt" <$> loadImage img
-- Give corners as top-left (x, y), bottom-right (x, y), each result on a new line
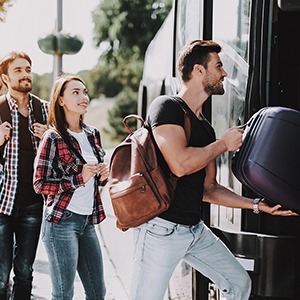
top-left (15, 112), bottom-right (43, 207)
top-left (146, 96), bottom-right (216, 225)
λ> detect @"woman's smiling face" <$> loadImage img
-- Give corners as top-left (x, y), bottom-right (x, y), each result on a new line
top-left (59, 79), bottom-right (89, 116)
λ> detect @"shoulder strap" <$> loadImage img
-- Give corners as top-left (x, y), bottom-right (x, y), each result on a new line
top-left (171, 96), bottom-right (191, 144)
top-left (0, 94), bottom-right (45, 125)
top-left (0, 95), bottom-right (10, 164)
top-left (123, 99), bottom-right (191, 144)
top-left (0, 95), bottom-right (46, 163)
top-left (31, 95), bottom-right (46, 124)
top-left (0, 95), bottom-right (11, 124)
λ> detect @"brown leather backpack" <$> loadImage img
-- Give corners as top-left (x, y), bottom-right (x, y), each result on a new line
top-left (109, 100), bottom-right (191, 231)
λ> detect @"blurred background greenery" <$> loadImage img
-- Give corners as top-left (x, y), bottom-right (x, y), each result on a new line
top-left (0, 0), bottom-right (172, 147)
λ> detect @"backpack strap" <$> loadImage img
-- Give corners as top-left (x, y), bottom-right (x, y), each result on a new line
top-left (31, 95), bottom-right (46, 124)
top-left (171, 96), bottom-right (191, 144)
top-left (0, 95), bottom-right (11, 123)
top-left (123, 98), bottom-right (192, 145)
top-left (181, 105), bottom-right (191, 144)
top-left (0, 95), bottom-right (11, 165)
top-left (0, 94), bottom-right (45, 124)
top-left (0, 95), bottom-right (46, 164)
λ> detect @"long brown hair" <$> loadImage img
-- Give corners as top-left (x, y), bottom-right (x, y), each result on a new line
top-left (48, 74), bottom-right (86, 142)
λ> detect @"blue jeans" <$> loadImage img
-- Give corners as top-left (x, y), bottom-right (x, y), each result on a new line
top-left (130, 217), bottom-right (251, 300)
top-left (0, 201), bottom-right (43, 300)
top-left (42, 210), bottom-right (106, 300)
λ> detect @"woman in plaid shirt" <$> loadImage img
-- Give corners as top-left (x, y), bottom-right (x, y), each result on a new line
top-left (33, 75), bottom-right (109, 300)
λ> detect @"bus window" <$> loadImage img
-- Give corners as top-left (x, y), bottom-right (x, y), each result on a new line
top-left (175, 0), bottom-right (204, 59)
top-left (214, 0), bottom-right (250, 62)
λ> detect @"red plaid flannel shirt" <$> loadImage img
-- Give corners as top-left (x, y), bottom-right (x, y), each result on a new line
top-left (33, 124), bottom-right (106, 224)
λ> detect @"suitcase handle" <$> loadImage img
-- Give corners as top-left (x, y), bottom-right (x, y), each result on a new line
top-left (239, 117), bottom-right (254, 130)
top-left (239, 107), bottom-right (268, 130)
top-left (239, 123), bottom-right (248, 130)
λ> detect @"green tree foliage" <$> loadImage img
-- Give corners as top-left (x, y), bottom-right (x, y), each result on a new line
top-left (106, 87), bottom-right (138, 140)
top-left (32, 73), bottom-right (52, 101)
top-left (92, 0), bottom-right (172, 141)
top-left (81, 62), bottom-right (124, 98)
top-left (93, 0), bottom-right (172, 62)
top-left (92, 0), bottom-right (171, 93)
top-left (77, 70), bottom-right (99, 100)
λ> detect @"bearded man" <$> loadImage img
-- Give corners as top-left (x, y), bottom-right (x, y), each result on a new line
top-left (0, 51), bottom-right (48, 300)
top-left (129, 40), bottom-right (297, 300)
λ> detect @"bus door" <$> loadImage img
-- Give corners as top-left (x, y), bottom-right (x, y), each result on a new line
top-left (206, 1), bottom-right (300, 299)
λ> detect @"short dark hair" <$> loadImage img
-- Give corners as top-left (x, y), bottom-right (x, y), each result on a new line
top-left (0, 51), bottom-right (32, 75)
top-left (177, 40), bottom-right (221, 82)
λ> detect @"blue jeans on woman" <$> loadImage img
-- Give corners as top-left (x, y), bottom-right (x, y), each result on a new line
top-left (130, 217), bottom-right (251, 300)
top-left (0, 201), bottom-right (43, 300)
top-left (42, 210), bottom-right (106, 300)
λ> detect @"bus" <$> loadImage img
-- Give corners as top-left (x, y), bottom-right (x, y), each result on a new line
top-left (138, 0), bottom-right (300, 299)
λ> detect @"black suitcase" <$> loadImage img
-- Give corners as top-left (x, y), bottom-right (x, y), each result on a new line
top-left (232, 106), bottom-right (300, 212)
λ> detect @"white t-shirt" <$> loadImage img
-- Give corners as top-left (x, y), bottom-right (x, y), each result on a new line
top-left (67, 129), bottom-right (98, 215)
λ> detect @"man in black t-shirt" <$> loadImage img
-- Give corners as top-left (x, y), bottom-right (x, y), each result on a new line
top-left (130, 40), bottom-right (297, 300)
top-left (0, 51), bottom-right (48, 300)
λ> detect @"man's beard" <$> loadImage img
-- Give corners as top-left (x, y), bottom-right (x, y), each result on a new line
top-left (12, 80), bottom-right (32, 93)
top-left (203, 77), bottom-right (225, 95)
